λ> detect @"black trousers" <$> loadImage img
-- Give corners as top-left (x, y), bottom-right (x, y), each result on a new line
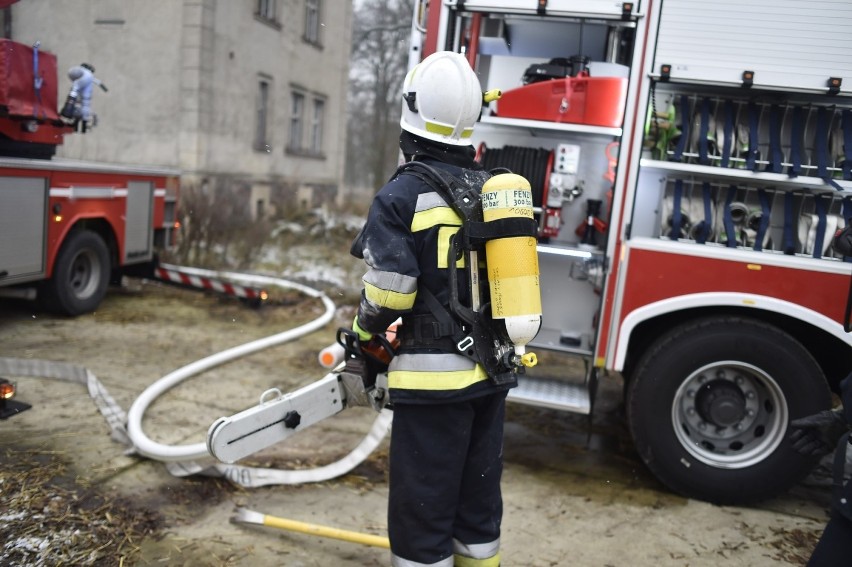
top-left (808, 513), bottom-right (852, 566)
top-left (808, 475), bottom-right (852, 567)
top-left (388, 392), bottom-right (507, 565)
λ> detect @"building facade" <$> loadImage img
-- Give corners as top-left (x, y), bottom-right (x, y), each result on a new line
top-left (7, 0), bottom-right (352, 217)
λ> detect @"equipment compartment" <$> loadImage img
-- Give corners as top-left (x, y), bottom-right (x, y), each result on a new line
top-left (644, 86), bottom-right (851, 181)
top-left (636, 81), bottom-right (852, 262)
top-left (641, 177), bottom-right (849, 260)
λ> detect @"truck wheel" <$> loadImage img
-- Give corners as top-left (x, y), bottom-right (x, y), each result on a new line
top-left (627, 316), bottom-right (830, 504)
top-left (41, 230), bottom-right (110, 316)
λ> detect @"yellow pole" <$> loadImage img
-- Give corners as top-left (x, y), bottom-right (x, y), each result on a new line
top-left (261, 513), bottom-right (390, 549)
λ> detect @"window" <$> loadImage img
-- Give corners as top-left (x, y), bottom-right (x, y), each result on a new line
top-left (304, 0), bottom-right (321, 45)
top-left (93, 0), bottom-right (125, 25)
top-left (257, 0), bottom-right (276, 22)
top-left (289, 91), bottom-right (305, 151)
top-left (254, 79), bottom-right (271, 151)
top-left (287, 91), bottom-right (325, 158)
top-left (310, 98), bottom-right (325, 154)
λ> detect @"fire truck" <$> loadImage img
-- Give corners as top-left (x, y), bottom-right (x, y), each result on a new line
top-left (0, 39), bottom-right (179, 316)
top-left (406, 0), bottom-right (852, 503)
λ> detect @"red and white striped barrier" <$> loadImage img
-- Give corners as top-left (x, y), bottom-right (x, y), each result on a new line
top-left (154, 264), bottom-right (268, 303)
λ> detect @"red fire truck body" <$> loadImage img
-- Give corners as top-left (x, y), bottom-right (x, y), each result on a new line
top-left (410, 0), bottom-right (852, 503)
top-left (0, 40), bottom-right (178, 316)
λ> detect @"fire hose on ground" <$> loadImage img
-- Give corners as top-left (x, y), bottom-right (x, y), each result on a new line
top-left (126, 267), bottom-right (393, 486)
top-left (0, 266), bottom-right (394, 546)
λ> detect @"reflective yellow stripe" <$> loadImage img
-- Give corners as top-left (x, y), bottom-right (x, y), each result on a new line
top-left (425, 121), bottom-right (454, 136)
top-left (388, 365), bottom-right (489, 390)
top-left (364, 280), bottom-right (416, 311)
top-left (424, 123), bottom-right (474, 139)
top-left (454, 552), bottom-right (501, 567)
top-left (411, 207), bottom-right (461, 232)
top-left (363, 268), bottom-right (417, 295)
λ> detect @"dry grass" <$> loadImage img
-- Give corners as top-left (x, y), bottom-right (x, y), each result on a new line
top-left (0, 447), bottom-right (163, 566)
top-left (769, 525), bottom-right (822, 565)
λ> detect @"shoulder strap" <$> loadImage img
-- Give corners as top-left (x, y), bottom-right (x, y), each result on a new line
top-left (395, 161), bottom-right (484, 224)
top-left (396, 161), bottom-right (538, 247)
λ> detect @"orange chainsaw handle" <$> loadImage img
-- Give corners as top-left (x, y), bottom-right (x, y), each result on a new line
top-left (337, 327), bottom-right (400, 366)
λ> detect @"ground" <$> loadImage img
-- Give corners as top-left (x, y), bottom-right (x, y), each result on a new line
top-left (0, 278), bottom-right (835, 566)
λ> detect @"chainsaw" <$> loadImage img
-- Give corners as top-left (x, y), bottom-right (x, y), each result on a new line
top-left (206, 328), bottom-right (398, 463)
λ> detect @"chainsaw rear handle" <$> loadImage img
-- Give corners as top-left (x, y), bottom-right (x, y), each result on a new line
top-left (336, 327), bottom-right (399, 366)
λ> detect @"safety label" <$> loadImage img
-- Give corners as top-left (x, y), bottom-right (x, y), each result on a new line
top-left (482, 188), bottom-right (533, 213)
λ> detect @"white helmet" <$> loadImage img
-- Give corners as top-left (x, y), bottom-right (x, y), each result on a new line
top-left (400, 51), bottom-right (483, 146)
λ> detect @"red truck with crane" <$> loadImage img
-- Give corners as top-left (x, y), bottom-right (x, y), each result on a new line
top-left (0, 38), bottom-right (179, 316)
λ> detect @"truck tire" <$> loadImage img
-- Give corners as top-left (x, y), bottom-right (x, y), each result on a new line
top-left (41, 230), bottom-right (111, 316)
top-left (626, 316), bottom-right (830, 504)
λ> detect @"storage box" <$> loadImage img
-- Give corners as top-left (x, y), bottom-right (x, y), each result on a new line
top-left (496, 74), bottom-right (628, 128)
top-left (0, 39), bottom-right (62, 122)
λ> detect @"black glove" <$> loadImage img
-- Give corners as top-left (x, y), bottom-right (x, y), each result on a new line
top-left (788, 409), bottom-right (849, 456)
top-left (834, 225), bottom-right (852, 257)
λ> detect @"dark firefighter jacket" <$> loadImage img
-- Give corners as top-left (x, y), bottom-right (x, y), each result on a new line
top-left (351, 156), bottom-right (517, 404)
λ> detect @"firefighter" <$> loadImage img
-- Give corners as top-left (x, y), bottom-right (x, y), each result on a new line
top-left (788, 371), bottom-right (852, 565)
top-left (350, 51), bottom-right (511, 567)
top-left (788, 223), bottom-right (852, 566)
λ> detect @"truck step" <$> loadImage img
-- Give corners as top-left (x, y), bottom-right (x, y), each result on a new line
top-left (508, 376), bottom-right (591, 414)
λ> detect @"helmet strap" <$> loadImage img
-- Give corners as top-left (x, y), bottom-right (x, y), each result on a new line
top-left (402, 92), bottom-right (417, 112)
top-left (398, 131), bottom-right (479, 169)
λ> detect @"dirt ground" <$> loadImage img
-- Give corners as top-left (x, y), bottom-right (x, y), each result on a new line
top-left (0, 279), bottom-right (835, 566)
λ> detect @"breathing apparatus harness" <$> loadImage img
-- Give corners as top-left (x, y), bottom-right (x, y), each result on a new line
top-left (394, 161), bottom-right (539, 385)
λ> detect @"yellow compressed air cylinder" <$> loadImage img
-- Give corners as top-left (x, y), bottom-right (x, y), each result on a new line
top-left (480, 173), bottom-right (542, 356)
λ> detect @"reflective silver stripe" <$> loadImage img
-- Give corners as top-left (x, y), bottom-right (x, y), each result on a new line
top-left (453, 538), bottom-right (500, 559)
top-left (411, 191), bottom-right (461, 233)
top-left (415, 191), bottom-right (449, 212)
top-left (364, 279), bottom-right (416, 311)
top-left (50, 187), bottom-right (127, 198)
top-left (391, 553), bottom-right (454, 567)
top-left (0, 156), bottom-right (179, 175)
top-left (363, 268), bottom-right (417, 295)
top-left (389, 352), bottom-right (476, 373)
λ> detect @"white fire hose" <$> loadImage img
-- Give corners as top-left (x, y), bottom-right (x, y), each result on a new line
top-left (1, 267), bottom-right (392, 488)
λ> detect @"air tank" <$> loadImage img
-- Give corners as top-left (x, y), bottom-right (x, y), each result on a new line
top-left (480, 173), bottom-right (542, 355)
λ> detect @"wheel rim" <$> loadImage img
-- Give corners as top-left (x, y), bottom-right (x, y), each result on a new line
top-left (672, 361), bottom-right (788, 469)
top-left (68, 248), bottom-right (101, 300)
